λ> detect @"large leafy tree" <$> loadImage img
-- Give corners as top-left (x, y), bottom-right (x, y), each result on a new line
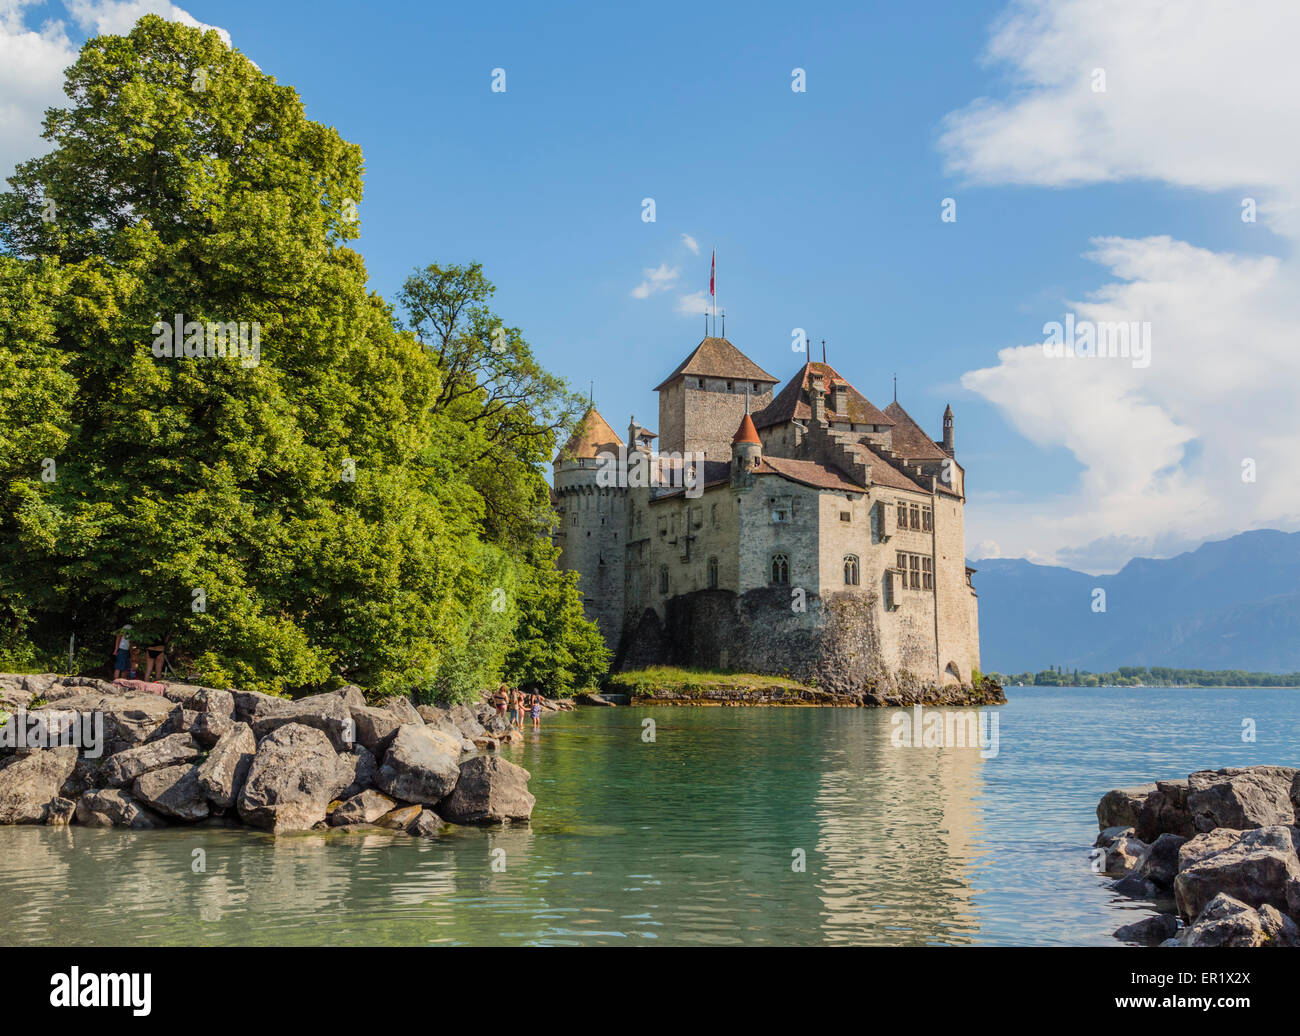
top-left (0, 15), bottom-right (607, 699)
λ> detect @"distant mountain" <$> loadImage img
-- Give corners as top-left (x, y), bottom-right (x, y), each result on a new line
top-left (970, 530), bottom-right (1300, 674)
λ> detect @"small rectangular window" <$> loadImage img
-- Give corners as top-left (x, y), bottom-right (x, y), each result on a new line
top-left (922, 557), bottom-right (933, 590)
top-left (909, 555), bottom-right (921, 589)
top-left (909, 504), bottom-right (921, 530)
top-left (840, 510), bottom-right (851, 522)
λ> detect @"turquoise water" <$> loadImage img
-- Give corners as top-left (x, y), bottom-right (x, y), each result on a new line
top-left (0, 687), bottom-right (1296, 946)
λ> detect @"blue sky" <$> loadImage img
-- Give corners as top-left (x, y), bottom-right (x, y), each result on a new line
top-left (4, 0), bottom-right (1298, 573)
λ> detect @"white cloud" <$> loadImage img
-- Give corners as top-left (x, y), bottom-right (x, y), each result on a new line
top-left (943, 0), bottom-right (1300, 572)
top-left (631, 263), bottom-right (679, 299)
top-left (675, 290), bottom-right (708, 316)
top-left (681, 233), bottom-right (699, 255)
top-left (0, 1), bottom-right (233, 183)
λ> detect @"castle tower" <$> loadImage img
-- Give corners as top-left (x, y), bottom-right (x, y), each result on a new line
top-left (654, 336), bottom-right (779, 461)
top-left (942, 404), bottom-right (955, 455)
top-left (730, 411), bottom-right (762, 486)
top-left (552, 407), bottom-right (626, 650)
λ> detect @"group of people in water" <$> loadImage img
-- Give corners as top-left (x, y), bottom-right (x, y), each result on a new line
top-left (496, 684), bottom-right (544, 729)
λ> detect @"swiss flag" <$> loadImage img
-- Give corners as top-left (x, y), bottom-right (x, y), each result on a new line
top-left (709, 250), bottom-right (715, 297)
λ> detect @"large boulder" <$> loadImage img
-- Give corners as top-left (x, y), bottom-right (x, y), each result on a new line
top-left (133, 764), bottom-right (210, 822)
top-left (375, 804), bottom-right (424, 831)
top-left (1134, 779), bottom-right (1195, 841)
top-left (450, 704), bottom-right (485, 739)
top-left (149, 705), bottom-right (200, 741)
top-left (330, 789), bottom-right (397, 826)
top-left (1101, 833), bottom-right (1149, 874)
top-left (348, 705), bottom-right (401, 755)
top-left (1097, 784), bottom-right (1157, 831)
top-left (1181, 893), bottom-right (1300, 947)
top-left (25, 692), bottom-right (174, 755)
top-left (195, 724), bottom-right (256, 810)
top-left (0, 746), bottom-right (78, 823)
top-left (1174, 826), bottom-right (1300, 921)
top-left (192, 687), bottom-right (236, 721)
top-left (75, 789), bottom-right (164, 829)
top-left (237, 724), bottom-right (349, 833)
top-left (101, 733), bottom-right (199, 788)
top-left (336, 745), bottom-right (378, 800)
top-left (374, 725), bottom-right (460, 805)
top-left (1132, 832), bottom-right (1188, 889)
top-left (417, 705), bottom-right (464, 739)
top-left (1114, 913), bottom-right (1179, 946)
top-left (191, 710), bottom-right (235, 748)
top-left (1186, 766), bottom-right (1298, 832)
top-left (252, 695), bottom-right (354, 751)
top-left (231, 688), bottom-right (292, 724)
top-left (437, 755), bottom-right (535, 824)
top-left (383, 696), bottom-right (424, 726)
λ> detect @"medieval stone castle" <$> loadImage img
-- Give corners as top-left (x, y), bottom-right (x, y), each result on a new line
top-left (552, 336), bottom-right (981, 694)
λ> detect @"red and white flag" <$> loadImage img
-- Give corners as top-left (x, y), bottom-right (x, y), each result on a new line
top-left (709, 249), bottom-right (715, 297)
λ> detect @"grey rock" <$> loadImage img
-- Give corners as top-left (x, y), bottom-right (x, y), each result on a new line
top-left (1103, 834), bottom-right (1148, 874)
top-left (1112, 872), bottom-right (1160, 899)
top-left (437, 755), bottom-right (535, 825)
top-left (409, 809), bottom-right (445, 837)
top-left (1174, 825), bottom-right (1300, 921)
top-left (374, 725), bottom-right (460, 805)
top-left (1114, 913), bottom-right (1178, 945)
top-left (149, 706), bottom-right (200, 741)
top-left (1097, 784), bottom-right (1157, 831)
top-left (45, 796), bottom-right (76, 825)
top-left (330, 789), bottom-right (397, 826)
top-left (195, 723), bottom-right (256, 810)
top-left (237, 724), bottom-right (350, 833)
top-left (483, 713), bottom-right (512, 735)
top-left (348, 705), bottom-right (401, 755)
top-left (1186, 766), bottom-right (1298, 833)
top-left (102, 733), bottom-right (200, 788)
top-left (336, 745), bottom-right (378, 800)
top-left (1135, 779), bottom-right (1195, 841)
top-left (133, 764), bottom-right (210, 822)
top-left (75, 789), bottom-right (164, 829)
top-left (1133, 832), bottom-right (1188, 889)
top-left (191, 710), bottom-right (235, 748)
top-left (1181, 893), bottom-right (1300, 947)
top-left (1094, 825), bottom-right (1133, 848)
top-left (251, 694), bottom-right (353, 751)
top-left (383, 696), bottom-right (424, 726)
top-left (375, 804), bottom-right (423, 831)
top-left (231, 688), bottom-right (292, 724)
top-left (0, 746), bottom-right (78, 823)
top-left (25, 692), bottom-right (174, 755)
top-left (416, 705), bottom-right (464, 739)
top-left (192, 687), bottom-right (236, 721)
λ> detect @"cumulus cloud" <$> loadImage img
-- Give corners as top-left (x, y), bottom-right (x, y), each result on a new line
top-left (943, 0), bottom-right (1300, 572)
top-left (681, 232), bottom-right (699, 255)
top-left (631, 262), bottom-right (679, 299)
top-left (0, 1), bottom-right (233, 182)
top-left (675, 290), bottom-right (709, 316)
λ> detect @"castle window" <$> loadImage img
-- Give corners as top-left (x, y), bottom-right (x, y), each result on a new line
top-left (909, 504), bottom-right (921, 530)
top-left (571, 513), bottom-right (578, 527)
top-left (726, 380), bottom-right (734, 391)
top-left (909, 554), bottom-right (921, 589)
top-left (771, 506), bottom-right (789, 524)
top-left (659, 565), bottom-right (669, 594)
top-left (843, 555), bottom-right (860, 585)
top-left (897, 502), bottom-right (907, 528)
top-left (770, 554), bottom-right (790, 585)
top-left (839, 510), bottom-right (851, 522)
top-left (896, 552), bottom-right (908, 580)
top-left (710, 503), bottom-right (718, 527)
top-left (922, 556), bottom-right (933, 590)
top-left (698, 378), bottom-right (705, 388)
top-left (707, 556), bottom-right (719, 589)
top-left (922, 506), bottom-right (933, 532)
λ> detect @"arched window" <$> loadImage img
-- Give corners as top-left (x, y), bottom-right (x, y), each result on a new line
top-left (770, 553), bottom-right (789, 585)
top-left (843, 554), bottom-right (860, 586)
top-left (659, 565), bottom-right (669, 594)
top-left (707, 556), bottom-right (719, 589)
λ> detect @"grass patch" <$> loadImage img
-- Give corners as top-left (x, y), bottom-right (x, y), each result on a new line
top-left (605, 666), bottom-right (814, 696)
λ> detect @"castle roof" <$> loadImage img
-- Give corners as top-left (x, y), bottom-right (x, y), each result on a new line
top-left (653, 337), bottom-right (780, 393)
top-left (554, 407), bottom-right (623, 463)
top-left (849, 442), bottom-right (929, 493)
top-left (753, 362), bottom-right (895, 430)
top-left (732, 412), bottom-right (761, 445)
top-left (755, 455), bottom-right (863, 493)
top-left (882, 401), bottom-right (948, 461)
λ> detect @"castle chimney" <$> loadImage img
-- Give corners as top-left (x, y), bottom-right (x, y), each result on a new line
top-left (809, 369), bottom-right (826, 426)
top-left (831, 380), bottom-right (847, 418)
top-left (942, 403), bottom-right (955, 455)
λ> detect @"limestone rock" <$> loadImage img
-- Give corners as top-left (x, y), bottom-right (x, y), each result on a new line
top-left (1097, 784), bottom-right (1157, 831)
top-left (102, 733), bottom-right (200, 788)
top-left (193, 687), bottom-right (236, 721)
top-left (25, 693), bottom-right (174, 755)
top-left (192, 710), bottom-right (235, 749)
top-left (1102, 833), bottom-right (1148, 874)
top-left (374, 725), bottom-right (460, 805)
top-left (196, 723), bottom-right (256, 810)
top-left (133, 764), bottom-right (210, 822)
top-left (375, 804), bottom-right (423, 831)
top-left (1174, 826), bottom-right (1300, 921)
top-left (0, 746), bottom-right (78, 823)
top-left (252, 695), bottom-right (354, 751)
top-left (336, 745), bottom-right (378, 800)
top-left (409, 809), bottom-right (445, 838)
top-left (1182, 893), bottom-right (1300, 947)
top-left (1133, 833), bottom-right (1188, 889)
top-left (348, 705), bottom-right (401, 755)
top-left (1186, 766), bottom-right (1298, 833)
top-left (1135, 779), bottom-right (1195, 841)
top-left (383, 696), bottom-right (423, 726)
top-left (1094, 825), bottom-right (1132, 848)
top-left (237, 724), bottom-right (349, 833)
top-left (231, 688), bottom-right (292, 724)
top-left (1114, 913), bottom-right (1178, 946)
top-left (330, 789), bottom-right (397, 826)
top-left (74, 789), bottom-right (164, 829)
top-left (45, 796), bottom-right (76, 825)
top-left (437, 755), bottom-right (535, 825)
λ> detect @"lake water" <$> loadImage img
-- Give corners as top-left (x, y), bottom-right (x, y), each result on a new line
top-left (1, 687), bottom-right (1296, 946)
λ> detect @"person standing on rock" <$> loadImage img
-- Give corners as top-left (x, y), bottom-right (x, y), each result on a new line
top-left (508, 686), bottom-right (521, 728)
top-left (112, 625), bottom-right (132, 680)
top-left (530, 692), bottom-right (542, 730)
top-left (496, 684), bottom-right (509, 718)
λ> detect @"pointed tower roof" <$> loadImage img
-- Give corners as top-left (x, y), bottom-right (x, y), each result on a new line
top-left (883, 400), bottom-right (947, 460)
top-left (653, 337), bottom-right (780, 392)
top-left (732, 412), bottom-right (761, 445)
top-left (754, 362), bottom-right (894, 430)
top-left (554, 407), bottom-right (623, 463)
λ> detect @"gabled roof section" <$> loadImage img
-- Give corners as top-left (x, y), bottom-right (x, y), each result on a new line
top-left (554, 407), bottom-right (623, 463)
top-left (883, 401), bottom-right (948, 461)
top-left (753, 362), bottom-right (895, 430)
top-left (755, 456), bottom-right (864, 493)
top-left (849, 443), bottom-right (930, 494)
top-left (653, 337), bottom-right (780, 392)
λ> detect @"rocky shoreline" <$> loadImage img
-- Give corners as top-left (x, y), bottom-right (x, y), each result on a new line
top-left (0, 674), bottom-right (552, 837)
top-left (600, 675), bottom-right (1006, 708)
top-left (1094, 765), bottom-right (1300, 946)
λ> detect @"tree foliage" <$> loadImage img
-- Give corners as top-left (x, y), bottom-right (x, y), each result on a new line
top-left (0, 15), bottom-right (608, 699)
